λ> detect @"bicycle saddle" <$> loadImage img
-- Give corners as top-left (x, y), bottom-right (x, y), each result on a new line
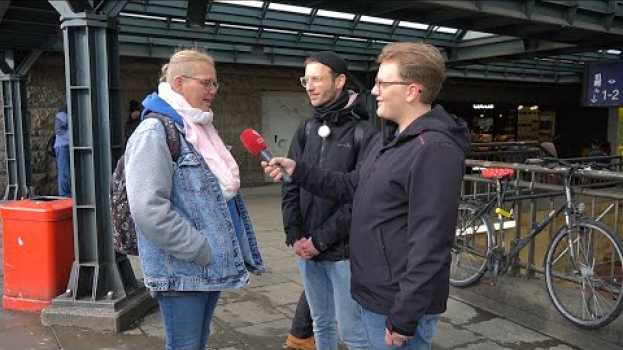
top-left (481, 168), bottom-right (514, 179)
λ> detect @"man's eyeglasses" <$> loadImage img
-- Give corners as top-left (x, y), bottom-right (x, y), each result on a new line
top-left (373, 79), bottom-right (414, 90)
top-left (182, 75), bottom-right (219, 91)
top-left (299, 74), bottom-right (337, 88)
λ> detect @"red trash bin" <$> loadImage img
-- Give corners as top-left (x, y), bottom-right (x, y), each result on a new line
top-left (1, 197), bottom-right (74, 312)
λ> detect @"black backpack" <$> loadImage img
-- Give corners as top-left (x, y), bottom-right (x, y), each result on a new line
top-left (111, 114), bottom-right (181, 255)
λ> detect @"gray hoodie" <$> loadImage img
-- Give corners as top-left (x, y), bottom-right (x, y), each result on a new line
top-left (124, 118), bottom-right (212, 265)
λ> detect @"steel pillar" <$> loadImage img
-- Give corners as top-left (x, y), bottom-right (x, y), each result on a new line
top-left (41, 7), bottom-right (154, 333)
top-left (0, 50), bottom-right (32, 200)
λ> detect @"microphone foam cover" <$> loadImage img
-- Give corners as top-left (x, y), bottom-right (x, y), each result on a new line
top-left (240, 128), bottom-right (267, 156)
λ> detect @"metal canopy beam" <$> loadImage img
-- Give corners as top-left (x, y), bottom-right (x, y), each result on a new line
top-left (41, 1), bottom-right (153, 333)
top-left (185, 0), bottom-right (207, 27)
top-left (122, 1), bottom-right (457, 47)
top-left (271, 0), bottom-right (623, 49)
top-left (416, 0), bottom-right (623, 44)
top-left (95, 0), bottom-right (128, 17)
top-left (117, 34), bottom-right (578, 83)
top-left (253, 0), bottom-right (623, 68)
top-left (52, 0), bottom-right (127, 18)
top-left (3, 0), bottom-right (620, 84)
top-left (448, 36), bottom-right (576, 65)
top-left (116, 34), bottom-right (584, 83)
top-left (0, 0), bottom-right (10, 25)
top-left (490, 58), bottom-right (583, 73)
top-left (0, 50), bottom-right (13, 74)
top-left (117, 16), bottom-right (386, 56)
top-left (0, 14), bottom-right (580, 83)
top-left (446, 68), bottom-right (578, 84)
top-left (49, 1), bottom-right (78, 18)
top-left (16, 50), bottom-right (43, 75)
top-left (63, 0), bottom-right (94, 14)
top-left (368, 1), bottom-right (421, 17)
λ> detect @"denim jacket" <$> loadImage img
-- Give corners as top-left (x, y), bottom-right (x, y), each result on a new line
top-left (127, 118), bottom-right (265, 292)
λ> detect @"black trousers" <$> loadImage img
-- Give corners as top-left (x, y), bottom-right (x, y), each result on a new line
top-left (290, 291), bottom-right (314, 338)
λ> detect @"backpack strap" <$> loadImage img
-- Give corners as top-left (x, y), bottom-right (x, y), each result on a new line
top-left (301, 118), bottom-right (316, 151)
top-left (353, 122), bottom-right (364, 152)
top-left (144, 113), bottom-right (181, 161)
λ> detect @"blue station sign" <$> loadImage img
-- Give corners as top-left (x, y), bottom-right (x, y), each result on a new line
top-left (583, 61), bottom-right (623, 107)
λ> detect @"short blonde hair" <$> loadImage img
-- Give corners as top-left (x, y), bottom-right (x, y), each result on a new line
top-left (160, 49), bottom-right (215, 83)
top-left (377, 42), bottom-right (446, 104)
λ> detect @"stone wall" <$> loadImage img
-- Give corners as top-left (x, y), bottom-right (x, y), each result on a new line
top-left (24, 52), bottom-right (66, 196)
top-left (0, 53), bottom-right (302, 195)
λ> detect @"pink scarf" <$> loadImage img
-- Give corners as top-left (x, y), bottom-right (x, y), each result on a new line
top-left (158, 83), bottom-right (240, 200)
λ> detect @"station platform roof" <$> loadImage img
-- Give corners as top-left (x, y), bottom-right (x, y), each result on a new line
top-left (1, 0), bottom-right (622, 83)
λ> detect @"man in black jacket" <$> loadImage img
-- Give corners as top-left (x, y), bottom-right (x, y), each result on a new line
top-left (283, 51), bottom-right (376, 350)
top-left (266, 43), bottom-right (470, 350)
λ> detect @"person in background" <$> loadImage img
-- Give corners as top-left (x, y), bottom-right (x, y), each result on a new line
top-left (54, 106), bottom-right (71, 197)
top-left (125, 99), bottom-right (142, 146)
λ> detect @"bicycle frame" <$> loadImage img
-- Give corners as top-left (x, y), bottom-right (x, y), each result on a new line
top-left (456, 162), bottom-right (623, 328)
top-left (469, 171), bottom-right (580, 275)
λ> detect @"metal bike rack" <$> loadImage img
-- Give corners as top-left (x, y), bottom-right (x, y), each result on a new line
top-left (462, 159), bottom-right (623, 277)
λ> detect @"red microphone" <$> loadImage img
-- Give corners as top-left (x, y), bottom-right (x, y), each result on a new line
top-left (240, 128), bottom-right (291, 182)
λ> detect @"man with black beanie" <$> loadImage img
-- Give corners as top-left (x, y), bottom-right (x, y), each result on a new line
top-left (283, 51), bottom-right (377, 350)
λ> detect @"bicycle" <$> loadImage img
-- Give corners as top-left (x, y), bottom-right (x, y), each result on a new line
top-left (450, 158), bottom-right (623, 329)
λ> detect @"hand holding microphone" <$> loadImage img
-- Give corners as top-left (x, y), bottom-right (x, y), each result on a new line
top-left (240, 128), bottom-right (295, 183)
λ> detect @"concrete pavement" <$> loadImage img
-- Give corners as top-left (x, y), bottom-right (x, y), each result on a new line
top-left (0, 184), bottom-right (620, 350)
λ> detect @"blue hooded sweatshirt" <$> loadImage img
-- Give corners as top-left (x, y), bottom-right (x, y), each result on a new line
top-left (141, 92), bottom-right (184, 127)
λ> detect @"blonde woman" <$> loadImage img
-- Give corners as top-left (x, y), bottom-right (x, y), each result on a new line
top-left (125, 49), bottom-right (264, 350)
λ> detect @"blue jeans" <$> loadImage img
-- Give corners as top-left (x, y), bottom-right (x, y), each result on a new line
top-left (360, 306), bottom-right (439, 350)
top-left (54, 145), bottom-right (71, 197)
top-left (297, 259), bottom-right (369, 350)
top-left (156, 291), bottom-right (221, 350)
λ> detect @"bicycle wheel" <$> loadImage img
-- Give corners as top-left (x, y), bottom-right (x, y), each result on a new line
top-left (545, 219), bottom-right (623, 328)
top-left (450, 202), bottom-right (493, 287)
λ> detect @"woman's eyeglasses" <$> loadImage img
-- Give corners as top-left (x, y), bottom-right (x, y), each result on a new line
top-left (182, 75), bottom-right (220, 91)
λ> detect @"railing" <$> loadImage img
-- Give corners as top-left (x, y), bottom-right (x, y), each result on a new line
top-left (462, 158), bottom-right (623, 277)
top-left (469, 141), bottom-right (553, 164)
top-left (469, 141), bottom-right (623, 186)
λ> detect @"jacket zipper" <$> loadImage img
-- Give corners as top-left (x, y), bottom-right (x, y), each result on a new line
top-left (377, 230), bottom-right (393, 280)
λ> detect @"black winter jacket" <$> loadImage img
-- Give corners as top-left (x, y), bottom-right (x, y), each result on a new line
top-left (281, 92), bottom-right (377, 261)
top-left (292, 105), bottom-right (470, 335)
